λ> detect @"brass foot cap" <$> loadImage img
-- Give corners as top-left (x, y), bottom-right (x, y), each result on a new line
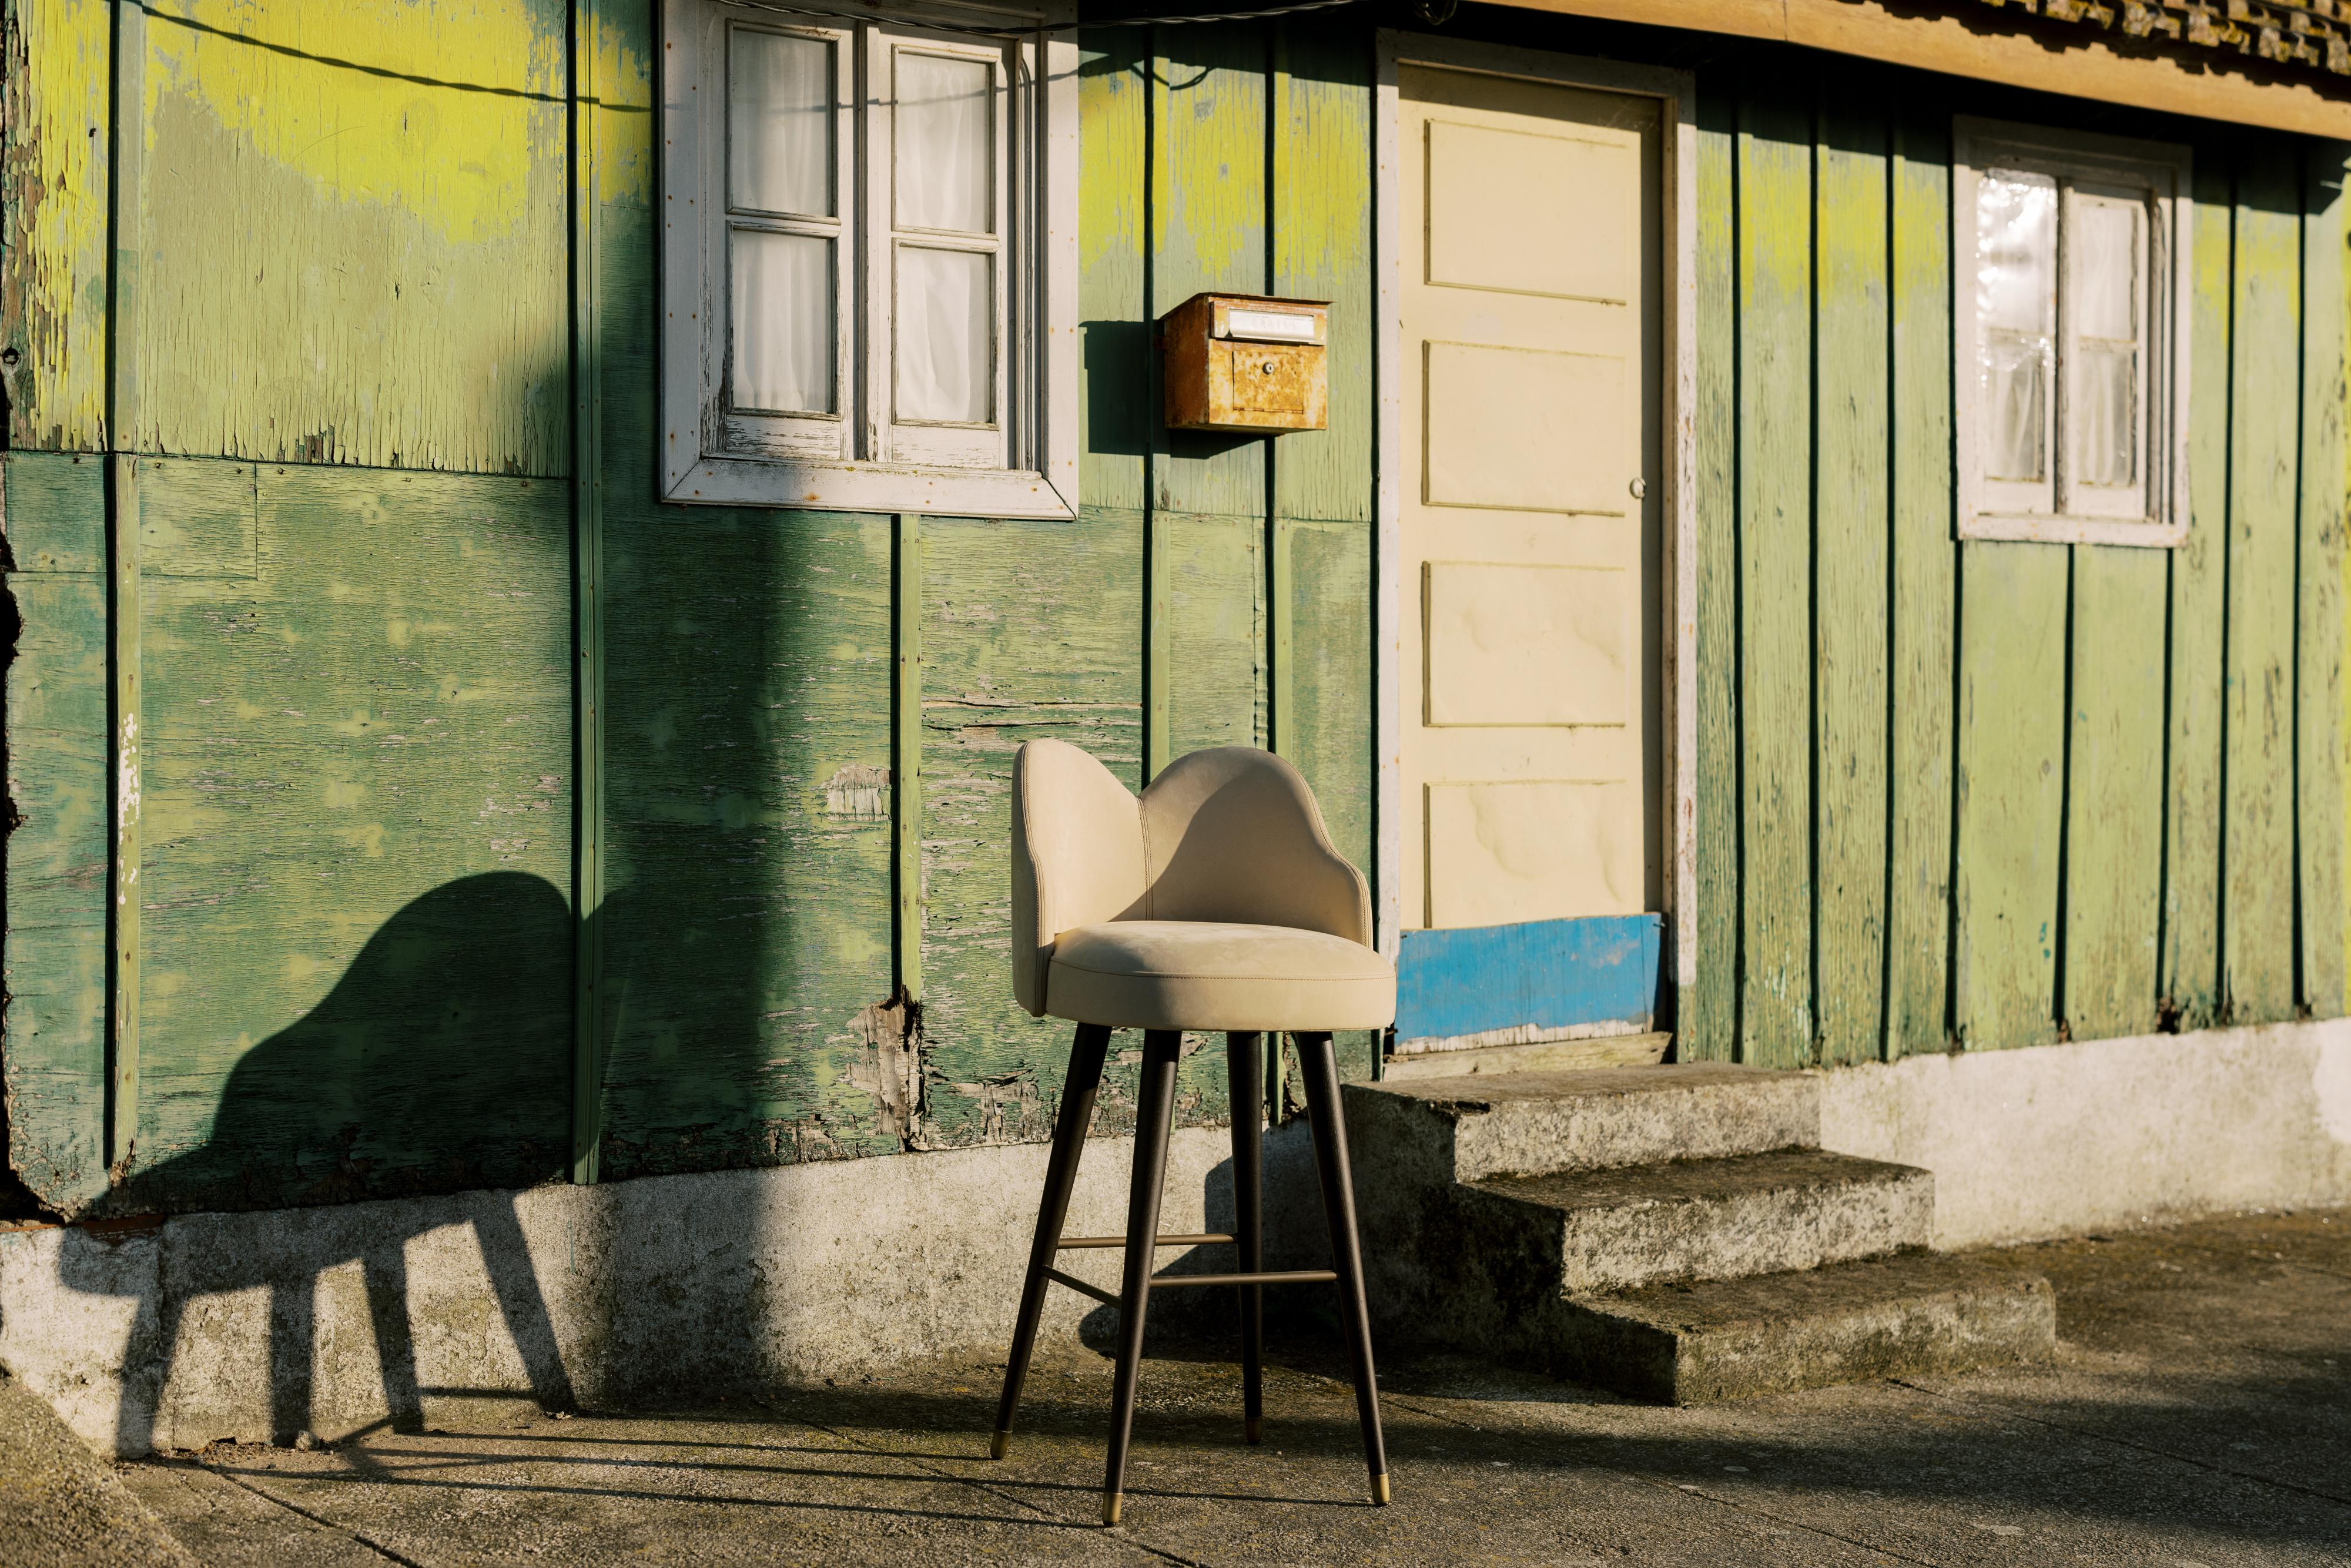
top-left (1102, 1493), bottom-right (1123, 1527)
top-left (1244, 1416), bottom-right (1262, 1445)
top-left (989, 1430), bottom-right (1010, 1462)
top-left (1371, 1472), bottom-right (1391, 1506)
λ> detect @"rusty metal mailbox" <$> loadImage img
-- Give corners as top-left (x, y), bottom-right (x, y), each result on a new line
top-left (1160, 293), bottom-right (1329, 433)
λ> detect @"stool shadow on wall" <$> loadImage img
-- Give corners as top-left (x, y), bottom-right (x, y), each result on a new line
top-left (56, 872), bottom-right (580, 1453)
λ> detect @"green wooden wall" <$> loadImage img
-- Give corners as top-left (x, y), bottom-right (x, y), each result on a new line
top-left (0, 0), bottom-right (1374, 1216)
top-left (2, 4), bottom-right (2343, 1218)
top-left (1680, 58), bottom-right (2350, 1067)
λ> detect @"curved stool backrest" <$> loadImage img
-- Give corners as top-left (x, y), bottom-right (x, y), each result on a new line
top-left (1009, 740), bottom-right (1371, 1018)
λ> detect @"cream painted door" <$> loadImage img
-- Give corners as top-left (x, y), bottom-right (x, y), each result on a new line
top-left (1398, 63), bottom-right (1662, 933)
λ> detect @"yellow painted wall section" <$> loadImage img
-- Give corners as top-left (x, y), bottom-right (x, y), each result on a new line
top-left (130, 0), bottom-right (570, 473)
top-left (1, 0), bottom-right (112, 451)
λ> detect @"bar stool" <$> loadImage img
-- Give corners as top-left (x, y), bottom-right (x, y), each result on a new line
top-left (989, 739), bottom-right (1394, 1525)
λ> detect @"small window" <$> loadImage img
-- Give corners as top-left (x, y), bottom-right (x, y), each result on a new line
top-left (1954, 118), bottom-right (2191, 547)
top-left (663, 2), bottom-right (1077, 515)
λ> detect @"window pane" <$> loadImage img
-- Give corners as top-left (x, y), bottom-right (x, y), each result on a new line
top-left (1976, 170), bottom-right (2055, 334)
top-left (1976, 169), bottom-right (2055, 484)
top-left (897, 245), bottom-right (992, 423)
top-left (2074, 344), bottom-right (2137, 488)
top-left (895, 52), bottom-right (992, 234)
top-left (2071, 195), bottom-right (2141, 490)
top-left (729, 31), bottom-right (830, 217)
top-left (2073, 198), bottom-right (2139, 343)
top-left (1986, 334), bottom-right (2048, 483)
top-left (731, 229), bottom-right (833, 415)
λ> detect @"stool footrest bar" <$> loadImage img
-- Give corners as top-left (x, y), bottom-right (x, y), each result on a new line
top-left (1058, 1233), bottom-right (1234, 1249)
top-left (1040, 1266), bottom-right (1337, 1305)
top-left (1150, 1269), bottom-right (1337, 1289)
top-left (1042, 1267), bottom-right (1119, 1307)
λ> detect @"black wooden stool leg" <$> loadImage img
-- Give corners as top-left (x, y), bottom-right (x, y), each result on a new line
top-left (1102, 1027), bottom-right (1180, 1526)
top-left (993, 1023), bottom-right (1110, 1460)
top-left (1225, 1031), bottom-right (1265, 1445)
top-left (1299, 1031), bottom-right (1391, 1505)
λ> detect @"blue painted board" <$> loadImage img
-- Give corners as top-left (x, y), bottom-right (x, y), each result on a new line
top-left (1394, 915), bottom-right (1666, 1045)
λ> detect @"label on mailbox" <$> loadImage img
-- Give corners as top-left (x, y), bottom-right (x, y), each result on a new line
top-left (1221, 307), bottom-right (1322, 344)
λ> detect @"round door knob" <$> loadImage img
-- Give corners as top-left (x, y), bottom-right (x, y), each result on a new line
top-left (1629, 477), bottom-right (1648, 500)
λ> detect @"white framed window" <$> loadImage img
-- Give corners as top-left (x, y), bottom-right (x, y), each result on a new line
top-left (1954, 118), bottom-right (2192, 547)
top-left (662, 1), bottom-right (1077, 516)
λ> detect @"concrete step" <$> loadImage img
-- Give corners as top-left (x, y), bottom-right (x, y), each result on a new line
top-left (1545, 1251), bottom-right (2055, 1404)
top-left (1460, 1148), bottom-right (1934, 1295)
top-left (1345, 1062), bottom-right (1820, 1185)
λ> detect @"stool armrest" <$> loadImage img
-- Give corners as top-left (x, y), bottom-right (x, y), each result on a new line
top-left (1011, 741), bottom-right (1147, 1017)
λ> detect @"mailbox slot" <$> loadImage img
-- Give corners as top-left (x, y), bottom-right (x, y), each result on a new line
top-left (1161, 292), bottom-right (1329, 433)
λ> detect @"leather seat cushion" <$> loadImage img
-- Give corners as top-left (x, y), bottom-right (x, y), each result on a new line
top-left (1046, 921), bottom-right (1396, 1031)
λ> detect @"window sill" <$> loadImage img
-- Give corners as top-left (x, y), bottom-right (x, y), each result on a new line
top-left (662, 454), bottom-right (1077, 519)
top-left (1960, 512), bottom-right (2187, 549)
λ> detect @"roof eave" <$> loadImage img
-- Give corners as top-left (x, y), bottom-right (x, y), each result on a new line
top-left (1486, 0), bottom-right (2351, 138)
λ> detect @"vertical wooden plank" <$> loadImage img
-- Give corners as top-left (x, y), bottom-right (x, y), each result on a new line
top-left (1271, 22), bottom-right (1372, 526)
top-left (597, 504), bottom-right (896, 1172)
top-left (0, 453), bottom-right (114, 1214)
top-left (2225, 160), bottom-right (2301, 1025)
top-left (2299, 143), bottom-right (2348, 1020)
top-left (1268, 28), bottom-right (1371, 960)
top-left (1, 0), bottom-right (113, 451)
top-left (126, 464), bottom-right (575, 1212)
top-left (1147, 509), bottom-right (1171, 779)
top-left (1151, 25), bottom-right (1268, 769)
top-left (1150, 22), bottom-right (1268, 518)
top-left (1277, 522), bottom-right (1370, 877)
top-left (1734, 83), bottom-right (1814, 1067)
top-left (1686, 82), bottom-right (1737, 1063)
top-left (591, 2), bottom-right (897, 1175)
top-left (2163, 162), bottom-right (2233, 1030)
top-left (106, 456), bottom-right (142, 1167)
top-left (101, 0), bottom-right (146, 1172)
top-left (1953, 542), bottom-right (2068, 1050)
top-left (919, 515), bottom-right (1159, 1147)
top-left (895, 511), bottom-right (923, 1000)
top-left (1811, 100), bottom-right (1888, 1068)
top-left (570, 0), bottom-right (607, 1185)
top-left (128, 0), bottom-right (570, 473)
top-left (1886, 103), bottom-right (1955, 1058)
top-left (1279, 516), bottom-right (1372, 1081)
top-left (1160, 512), bottom-right (1265, 758)
top-left (2064, 547), bottom-right (2168, 1041)
top-left (1078, 30), bottom-right (1148, 515)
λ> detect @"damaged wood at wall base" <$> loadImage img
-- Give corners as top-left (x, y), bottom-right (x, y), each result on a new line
top-left (849, 990), bottom-right (925, 1151)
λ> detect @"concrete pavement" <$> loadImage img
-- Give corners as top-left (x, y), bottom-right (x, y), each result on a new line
top-left (8, 1205), bottom-right (2345, 1566)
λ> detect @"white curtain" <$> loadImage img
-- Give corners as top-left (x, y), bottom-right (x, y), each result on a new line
top-left (897, 245), bottom-right (991, 423)
top-left (1976, 169), bottom-right (2055, 485)
top-left (729, 31), bottom-right (832, 217)
top-left (2070, 196), bottom-right (2141, 489)
top-left (895, 52), bottom-right (991, 233)
top-left (732, 229), bottom-right (832, 414)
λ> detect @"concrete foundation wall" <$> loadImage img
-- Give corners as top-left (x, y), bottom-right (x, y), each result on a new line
top-left (1818, 1018), bottom-right (2351, 1247)
top-left (0, 1125), bottom-right (1328, 1458)
top-left (6, 1017), bottom-right (2349, 1458)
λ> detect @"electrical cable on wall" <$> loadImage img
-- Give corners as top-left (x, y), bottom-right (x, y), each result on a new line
top-left (722, 0), bottom-right (1363, 37)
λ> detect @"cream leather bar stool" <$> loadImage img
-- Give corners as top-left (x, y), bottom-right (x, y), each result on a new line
top-left (989, 740), bottom-right (1394, 1523)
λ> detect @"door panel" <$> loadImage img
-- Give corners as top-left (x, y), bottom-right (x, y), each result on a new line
top-left (1424, 562), bottom-right (1631, 727)
top-left (1398, 63), bottom-right (1662, 935)
top-left (1425, 779), bottom-right (1641, 927)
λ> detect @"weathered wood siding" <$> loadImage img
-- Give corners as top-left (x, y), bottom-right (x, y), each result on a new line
top-left (3, 6), bottom-right (2344, 1216)
top-left (1682, 55), bottom-right (2351, 1063)
top-left (0, 4), bottom-right (1374, 1215)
